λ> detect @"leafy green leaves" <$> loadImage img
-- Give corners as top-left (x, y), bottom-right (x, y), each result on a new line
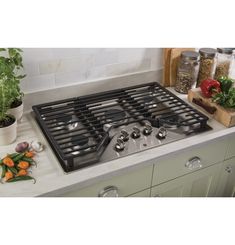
top-left (0, 48), bottom-right (26, 120)
top-left (212, 87), bottom-right (235, 109)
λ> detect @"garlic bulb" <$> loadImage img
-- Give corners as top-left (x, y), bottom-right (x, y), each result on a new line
top-left (30, 141), bottom-right (44, 152)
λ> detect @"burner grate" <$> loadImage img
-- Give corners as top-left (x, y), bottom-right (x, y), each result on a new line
top-left (32, 82), bottom-right (210, 172)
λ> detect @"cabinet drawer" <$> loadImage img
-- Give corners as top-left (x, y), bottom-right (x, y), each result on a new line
top-left (128, 189), bottom-right (150, 197)
top-left (225, 133), bottom-right (235, 159)
top-left (152, 138), bottom-right (227, 186)
top-left (151, 163), bottom-right (222, 197)
top-left (60, 165), bottom-right (153, 197)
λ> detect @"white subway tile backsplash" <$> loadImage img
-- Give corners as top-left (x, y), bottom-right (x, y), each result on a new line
top-left (55, 71), bottom-right (86, 87)
top-left (24, 63), bottom-right (40, 76)
top-left (106, 59), bottom-right (151, 76)
top-left (20, 48), bottom-right (163, 93)
top-left (22, 48), bottom-right (53, 63)
top-left (39, 59), bottom-right (61, 74)
top-left (94, 50), bottom-right (118, 66)
top-left (51, 48), bottom-right (81, 59)
top-left (24, 74), bottom-right (55, 93)
top-left (117, 48), bottom-right (147, 63)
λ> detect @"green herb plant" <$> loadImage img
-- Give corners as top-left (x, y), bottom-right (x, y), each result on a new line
top-left (0, 75), bottom-right (13, 122)
top-left (0, 48), bottom-right (26, 110)
top-left (212, 77), bottom-right (235, 109)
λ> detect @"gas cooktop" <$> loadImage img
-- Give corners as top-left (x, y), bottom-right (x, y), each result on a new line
top-left (32, 82), bottom-right (211, 173)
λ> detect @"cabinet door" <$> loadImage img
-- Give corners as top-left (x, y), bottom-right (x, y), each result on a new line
top-left (151, 163), bottom-right (222, 197)
top-left (58, 165), bottom-right (153, 197)
top-left (216, 158), bottom-right (235, 197)
top-left (128, 189), bottom-right (150, 197)
top-left (225, 134), bottom-right (235, 160)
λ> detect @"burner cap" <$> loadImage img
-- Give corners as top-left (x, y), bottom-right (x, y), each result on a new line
top-left (105, 109), bottom-right (126, 123)
top-left (71, 134), bottom-right (89, 146)
top-left (143, 96), bottom-right (154, 104)
top-left (60, 114), bottom-right (73, 123)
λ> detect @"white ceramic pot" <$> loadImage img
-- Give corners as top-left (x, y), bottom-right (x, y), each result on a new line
top-left (0, 117), bottom-right (17, 145)
top-left (8, 101), bottom-right (23, 121)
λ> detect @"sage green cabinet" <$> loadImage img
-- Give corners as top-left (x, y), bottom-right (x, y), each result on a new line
top-left (128, 189), bottom-right (150, 197)
top-left (216, 158), bottom-right (235, 197)
top-left (225, 134), bottom-right (235, 160)
top-left (151, 163), bottom-right (223, 197)
top-left (58, 165), bottom-right (153, 197)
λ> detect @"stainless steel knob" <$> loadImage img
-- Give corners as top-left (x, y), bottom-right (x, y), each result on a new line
top-left (119, 129), bottom-right (129, 141)
top-left (114, 138), bottom-right (125, 151)
top-left (131, 126), bottom-right (141, 139)
top-left (143, 124), bottom-right (153, 136)
top-left (156, 127), bottom-right (167, 139)
top-left (98, 186), bottom-right (119, 197)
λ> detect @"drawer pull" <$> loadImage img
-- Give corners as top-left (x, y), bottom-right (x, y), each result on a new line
top-left (225, 166), bottom-right (232, 173)
top-left (185, 157), bottom-right (202, 170)
top-left (98, 186), bottom-right (119, 197)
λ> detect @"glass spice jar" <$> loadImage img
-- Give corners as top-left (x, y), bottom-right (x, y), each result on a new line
top-left (214, 48), bottom-right (234, 80)
top-left (196, 48), bottom-right (217, 87)
top-left (175, 51), bottom-right (199, 94)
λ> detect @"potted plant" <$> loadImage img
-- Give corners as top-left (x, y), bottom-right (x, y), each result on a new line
top-left (0, 75), bottom-right (17, 145)
top-left (0, 48), bottom-right (26, 121)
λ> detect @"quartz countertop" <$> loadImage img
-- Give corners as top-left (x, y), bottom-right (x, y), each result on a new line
top-left (0, 89), bottom-right (234, 197)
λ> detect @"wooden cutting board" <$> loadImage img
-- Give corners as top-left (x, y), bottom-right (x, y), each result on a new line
top-left (188, 88), bottom-right (235, 127)
top-left (162, 48), bottom-right (172, 87)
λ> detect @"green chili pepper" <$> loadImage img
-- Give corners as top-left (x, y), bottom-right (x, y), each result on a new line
top-left (9, 153), bottom-right (20, 158)
top-left (21, 157), bottom-right (37, 166)
top-left (12, 153), bottom-right (25, 162)
top-left (7, 167), bottom-right (18, 175)
top-left (1, 165), bottom-right (6, 178)
top-left (6, 175), bottom-right (36, 184)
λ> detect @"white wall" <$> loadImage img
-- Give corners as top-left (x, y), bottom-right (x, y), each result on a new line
top-left (21, 48), bottom-right (163, 93)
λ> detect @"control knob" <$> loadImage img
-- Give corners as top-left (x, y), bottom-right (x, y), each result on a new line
top-left (114, 138), bottom-right (125, 152)
top-left (156, 127), bottom-right (167, 140)
top-left (119, 130), bottom-right (129, 142)
top-left (131, 126), bottom-right (141, 139)
top-left (143, 123), bottom-right (153, 136)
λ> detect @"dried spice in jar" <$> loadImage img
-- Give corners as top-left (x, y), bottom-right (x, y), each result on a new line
top-left (196, 48), bottom-right (216, 87)
top-left (214, 48), bottom-right (234, 81)
top-left (175, 51), bottom-right (199, 94)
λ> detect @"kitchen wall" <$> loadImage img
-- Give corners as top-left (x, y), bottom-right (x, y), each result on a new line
top-left (21, 48), bottom-right (163, 93)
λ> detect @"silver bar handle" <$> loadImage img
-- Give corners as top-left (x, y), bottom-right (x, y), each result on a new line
top-left (98, 186), bottom-right (119, 197)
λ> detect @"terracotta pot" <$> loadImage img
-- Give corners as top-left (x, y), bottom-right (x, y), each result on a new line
top-left (8, 101), bottom-right (23, 121)
top-left (0, 116), bottom-right (17, 145)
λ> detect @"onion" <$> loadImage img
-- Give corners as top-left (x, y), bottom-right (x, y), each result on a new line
top-left (15, 142), bottom-right (29, 153)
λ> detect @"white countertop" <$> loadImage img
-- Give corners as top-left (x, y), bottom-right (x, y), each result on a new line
top-left (0, 89), bottom-right (234, 197)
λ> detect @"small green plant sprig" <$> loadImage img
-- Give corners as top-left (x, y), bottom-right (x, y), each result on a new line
top-left (0, 48), bottom-right (26, 122)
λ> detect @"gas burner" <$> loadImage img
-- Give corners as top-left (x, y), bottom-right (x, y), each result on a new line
top-left (159, 114), bottom-right (181, 129)
top-left (71, 134), bottom-right (89, 146)
top-left (70, 134), bottom-right (90, 155)
top-left (141, 95), bottom-right (158, 109)
top-left (104, 109), bottom-right (127, 125)
top-left (53, 115), bottom-right (79, 131)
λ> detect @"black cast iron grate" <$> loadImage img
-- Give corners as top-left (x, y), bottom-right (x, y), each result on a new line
top-left (32, 82), bottom-right (209, 172)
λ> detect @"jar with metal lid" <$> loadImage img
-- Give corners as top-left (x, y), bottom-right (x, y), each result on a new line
top-left (214, 48), bottom-right (234, 80)
top-left (196, 48), bottom-right (217, 87)
top-left (175, 51), bottom-right (199, 94)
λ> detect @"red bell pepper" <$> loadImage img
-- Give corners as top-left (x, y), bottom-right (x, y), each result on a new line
top-left (200, 79), bottom-right (221, 98)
